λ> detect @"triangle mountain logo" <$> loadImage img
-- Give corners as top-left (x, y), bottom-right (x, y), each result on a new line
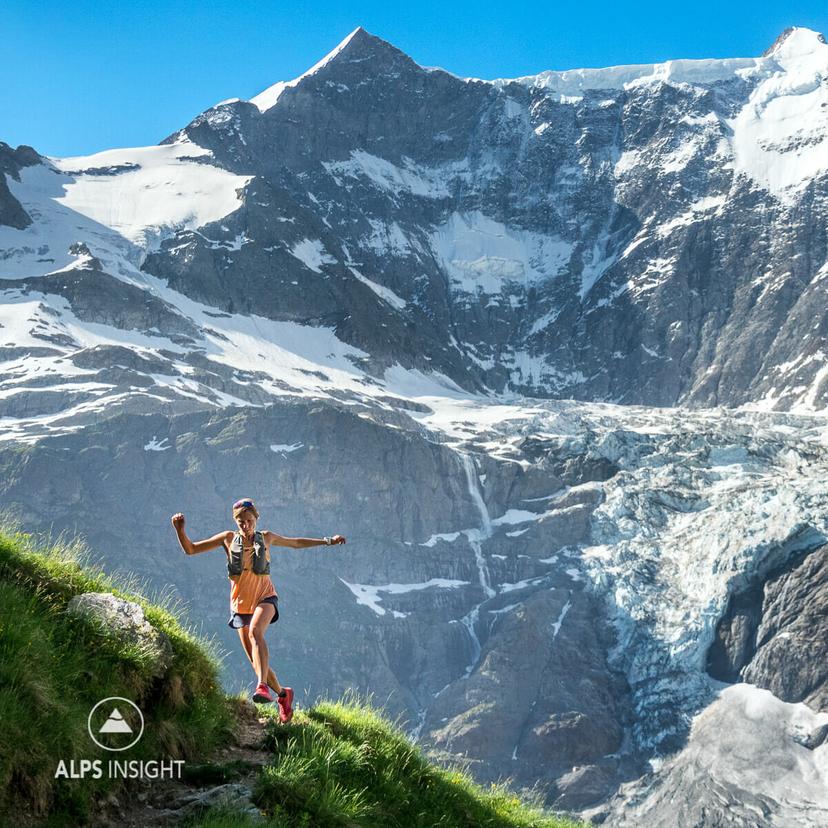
top-left (99, 707), bottom-right (133, 734)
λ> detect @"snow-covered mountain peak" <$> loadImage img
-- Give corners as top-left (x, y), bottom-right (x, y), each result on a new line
top-left (249, 27), bottom-right (362, 112)
top-left (726, 26), bottom-right (828, 203)
top-left (248, 26), bottom-right (406, 112)
top-left (764, 26), bottom-right (827, 60)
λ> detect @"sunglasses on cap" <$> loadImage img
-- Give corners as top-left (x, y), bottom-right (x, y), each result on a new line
top-left (233, 499), bottom-right (255, 510)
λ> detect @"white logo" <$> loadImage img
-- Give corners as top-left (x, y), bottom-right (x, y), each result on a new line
top-left (87, 697), bottom-right (144, 751)
top-left (99, 708), bottom-right (133, 734)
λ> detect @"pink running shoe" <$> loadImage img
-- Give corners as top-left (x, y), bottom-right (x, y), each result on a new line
top-left (277, 687), bottom-right (294, 723)
top-left (252, 682), bottom-right (273, 703)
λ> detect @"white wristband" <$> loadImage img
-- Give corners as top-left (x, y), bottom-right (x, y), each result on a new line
top-left (324, 536), bottom-right (331, 545)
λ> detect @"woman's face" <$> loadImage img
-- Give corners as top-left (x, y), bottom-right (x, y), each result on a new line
top-left (234, 511), bottom-right (257, 536)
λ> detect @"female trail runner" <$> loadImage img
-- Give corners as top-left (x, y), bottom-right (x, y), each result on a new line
top-left (171, 498), bottom-right (345, 721)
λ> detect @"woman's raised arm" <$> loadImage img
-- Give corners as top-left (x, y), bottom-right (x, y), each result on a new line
top-left (171, 513), bottom-right (231, 555)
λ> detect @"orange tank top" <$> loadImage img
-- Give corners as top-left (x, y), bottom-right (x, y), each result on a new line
top-left (228, 536), bottom-right (277, 614)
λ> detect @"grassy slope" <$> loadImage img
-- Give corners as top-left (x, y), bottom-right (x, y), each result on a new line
top-left (249, 699), bottom-right (581, 828)
top-left (0, 531), bottom-right (583, 828)
top-left (0, 529), bottom-right (235, 825)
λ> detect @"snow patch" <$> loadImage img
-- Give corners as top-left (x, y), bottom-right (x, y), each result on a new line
top-left (430, 212), bottom-right (571, 295)
top-left (42, 142), bottom-right (251, 249)
top-left (348, 266), bottom-right (406, 309)
top-left (144, 436), bottom-right (172, 452)
top-left (338, 577), bottom-right (470, 616)
top-left (290, 239), bottom-right (336, 273)
top-left (270, 442), bottom-right (304, 455)
top-left (324, 150), bottom-right (451, 198)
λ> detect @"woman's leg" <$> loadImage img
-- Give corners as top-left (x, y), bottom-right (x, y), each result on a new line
top-left (249, 602), bottom-right (277, 688)
top-left (237, 626), bottom-right (282, 693)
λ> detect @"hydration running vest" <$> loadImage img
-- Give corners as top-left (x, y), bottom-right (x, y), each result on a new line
top-left (227, 531), bottom-right (270, 579)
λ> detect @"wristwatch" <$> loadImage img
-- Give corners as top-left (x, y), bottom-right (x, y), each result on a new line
top-left (324, 536), bottom-right (331, 545)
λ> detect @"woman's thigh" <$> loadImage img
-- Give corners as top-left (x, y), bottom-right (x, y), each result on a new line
top-left (250, 602), bottom-right (276, 638)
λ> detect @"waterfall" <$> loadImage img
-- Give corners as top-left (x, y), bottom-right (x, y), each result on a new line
top-left (461, 452), bottom-right (492, 536)
top-left (457, 452), bottom-right (496, 675)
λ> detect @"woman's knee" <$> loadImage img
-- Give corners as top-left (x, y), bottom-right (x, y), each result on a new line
top-left (250, 625), bottom-right (266, 645)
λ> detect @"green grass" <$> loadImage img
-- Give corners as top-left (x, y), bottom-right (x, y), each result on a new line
top-left (0, 527), bottom-right (235, 824)
top-left (0, 527), bottom-right (584, 828)
top-left (180, 803), bottom-right (264, 828)
top-left (240, 697), bottom-right (580, 828)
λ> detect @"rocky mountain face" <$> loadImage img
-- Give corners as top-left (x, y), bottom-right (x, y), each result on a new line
top-left (2, 24), bottom-right (828, 826)
top-left (0, 143), bottom-right (39, 230)
top-left (139, 25), bottom-right (828, 410)
top-left (708, 543), bottom-right (828, 711)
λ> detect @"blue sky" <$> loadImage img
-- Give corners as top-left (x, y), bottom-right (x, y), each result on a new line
top-left (2, 0), bottom-right (827, 157)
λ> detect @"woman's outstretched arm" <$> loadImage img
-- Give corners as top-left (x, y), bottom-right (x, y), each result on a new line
top-left (265, 531), bottom-right (346, 548)
top-left (171, 513), bottom-right (231, 555)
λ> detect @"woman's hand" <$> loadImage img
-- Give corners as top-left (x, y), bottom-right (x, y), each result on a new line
top-left (330, 534), bottom-right (346, 545)
top-left (171, 513), bottom-right (185, 530)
